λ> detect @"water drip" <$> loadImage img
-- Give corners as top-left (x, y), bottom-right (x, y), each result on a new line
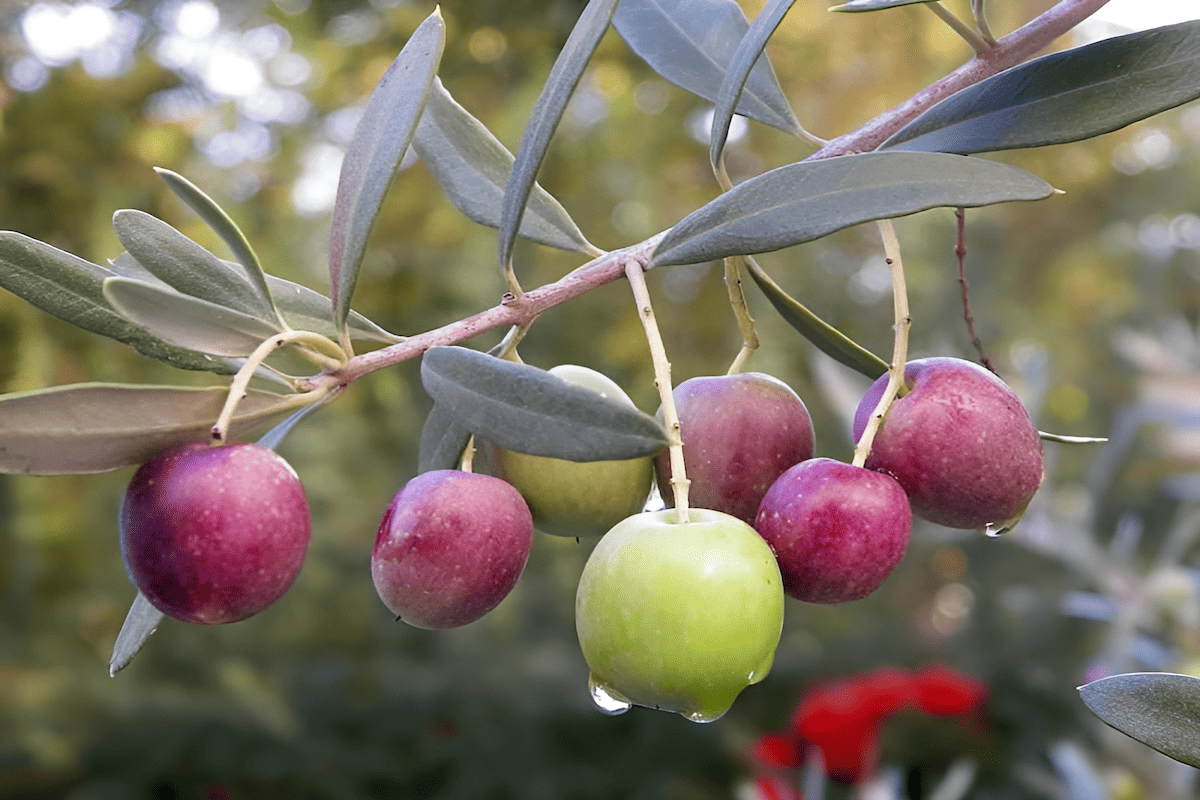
top-left (588, 674), bottom-right (632, 715)
top-left (683, 707), bottom-right (727, 723)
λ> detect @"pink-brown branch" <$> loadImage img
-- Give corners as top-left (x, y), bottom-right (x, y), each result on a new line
top-left (309, 0), bottom-right (1110, 391)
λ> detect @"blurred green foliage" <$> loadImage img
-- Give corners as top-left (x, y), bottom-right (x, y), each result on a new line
top-left (4, 1), bottom-right (1200, 797)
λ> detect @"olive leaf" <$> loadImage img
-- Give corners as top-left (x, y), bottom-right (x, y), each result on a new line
top-left (255, 399), bottom-right (331, 452)
top-left (329, 9), bottom-right (445, 330)
top-left (109, 592), bottom-right (164, 677)
top-left (112, 209), bottom-right (277, 322)
top-left (420, 346), bottom-right (669, 462)
top-left (498, 0), bottom-right (619, 279)
top-left (829, 0), bottom-right (939, 11)
top-left (107, 251), bottom-right (170, 286)
top-left (1079, 672), bottom-right (1200, 768)
top-left (153, 168), bottom-right (281, 325)
top-left (107, 250), bottom-right (400, 345)
top-left (710, 0), bottom-right (801, 174)
top-left (103, 277), bottom-right (283, 358)
top-left (745, 258), bottom-right (888, 379)
top-left (881, 20), bottom-right (1200, 154)
top-left (0, 231), bottom-right (231, 373)
top-left (613, 0), bottom-right (798, 134)
top-left (0, 383), bottom-right (306, 475)
top-left (418, 402), bottom-right (473, 474)
top-left (414, 77), bottom-right (597, 254)
top-left (652, 152), bottom-right (1055, 266)
top-left (264, 273), bottom-right (401, 344)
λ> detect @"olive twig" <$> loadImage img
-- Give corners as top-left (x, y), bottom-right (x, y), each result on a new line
top-left (211, 330), bottom-right (342, 442)
top-left (625, 259), bottom-right (690, 523)
top-left (852, 219), bottom-right (910, 468)
top-left (725, 255), bottom-right (759, 375)
top-left (956, 207), bottom-right (994, 372)
top-left (971, 0), bottom-right (998, 45)
top-left (711, 153), bottom-right (759, 376)
top-left (490, 318), bottom-right (539, 363)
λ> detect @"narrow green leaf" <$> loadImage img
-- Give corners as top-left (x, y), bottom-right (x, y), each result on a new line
top-left (1038, 431), bottom-right (1107, 444)
top-left (108, 250), bottom-right (399, 345)
top-left (651, 152), bottom-right (1055, 266)
top-left (745, 258), bottom-right (888, 379)
top-left (255, 399), bottom-right (329, 452)
top-left (414, 77), bottom-right (597, 254)
top-left (108, 251), bottom-right (169, 286)
top-left (112, 209), bottom-right (276, 322)
top-left (0, 232), bottom-right (231, 373)
top-left (882, 20), bottom-right (1200, 154)
top-left (498, 0), bottom-right (619, 277)
top-left (264, 273), bottom-right (401, 344)
top-left (329, 10), bottom-right (445, 330)
top-left (0, 383), bottom-right (303, 475)
top-left (418, 403), bottom-right (473, 473)
top-left (420, 346), bottom-right (670, 461)
top-left (103, 277), bottom-right (282, 358)
top-left (830, 0), bottom-right (938, 11)
top-left (109, 592), bottom-right (164, 677)
top-left (1079, 672), bottom-right (1200, 768)
top-left (154, 168), bottom-right (280, 323)
top-left (710, 0), bottom-right (800, 173)
top-left (615, 0), bottom-right (798, 134)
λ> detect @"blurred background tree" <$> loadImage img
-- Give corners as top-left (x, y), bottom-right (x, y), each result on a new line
top-left (4, 1), bottom-right (1200, 797)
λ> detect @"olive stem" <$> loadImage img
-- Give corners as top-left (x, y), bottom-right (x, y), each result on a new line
top-left (713, 153), bottom-right (758, 376)
top-left (925, 2), bottom-right (992, 53)
top-left (491, 318), bottom-right (538, 362)
top-left (624, 259), bottom-right (690, 523)
top-left (971, 0), bottom-right (998, 45)
top-left (724, 255), bottom-right (760, 375)
top-left (302, 0), bottom-right (1105, 393)
top-left (852, 219), bottom-right (910, 468)
top-left (212, 330), bottom-right (342, 442)
top-left (955, 207), bottom-right (993, 372)
top-left (460, 435), bottom-right (476, 473)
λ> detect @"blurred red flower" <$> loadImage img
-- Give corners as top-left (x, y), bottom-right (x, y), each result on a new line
top-left (747, 664), bottom-right (986, 796)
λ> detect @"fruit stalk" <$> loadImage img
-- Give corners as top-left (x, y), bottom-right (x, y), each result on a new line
top-left (956, 207), bottom-right (992, 371)
top-left (625, 259), bottom-right (690, 522)
top-left (723, 255), bottom-right (759, 375)
top-left (852, 219), bottom-right (910, 468)
top-left (211, 329), bottom-right (341, 442)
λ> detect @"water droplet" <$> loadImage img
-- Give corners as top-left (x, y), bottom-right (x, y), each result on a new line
top-left (588, 675), bottom-right (632, 715)
top-left (683, 707), bottom-right (727, 723)
top-left (984, 511), bottom-right (1025, 537)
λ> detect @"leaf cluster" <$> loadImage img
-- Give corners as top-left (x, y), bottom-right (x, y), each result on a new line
top-left (5, 1), bottom-right (1200, 755)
